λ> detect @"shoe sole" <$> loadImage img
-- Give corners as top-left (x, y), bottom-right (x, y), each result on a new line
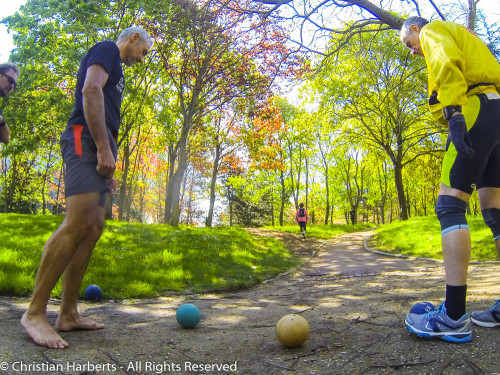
top-left (471, 317), bottom-right (500, 328)
top-left (405, 319), bottom-right (473, 343)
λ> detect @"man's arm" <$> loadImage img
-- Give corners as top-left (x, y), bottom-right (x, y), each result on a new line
top-left (420, 23), bottom-right (468, 108)
top-left (82, 64), bottom-right (115, 178)
top-left (0, 115), bottom-right (10, 144)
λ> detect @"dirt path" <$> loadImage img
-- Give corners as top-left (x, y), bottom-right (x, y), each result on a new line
top-left (1, 230), bottom-right (500, 375)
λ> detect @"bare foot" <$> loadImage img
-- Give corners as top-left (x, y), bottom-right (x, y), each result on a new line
top-left (21, 312), bottom-right (69, 349)
top-left (55, 314), bottom-right (105, 332)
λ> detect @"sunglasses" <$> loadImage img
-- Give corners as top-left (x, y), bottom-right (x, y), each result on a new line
top-left (1, 72), bottom-right (17, 90)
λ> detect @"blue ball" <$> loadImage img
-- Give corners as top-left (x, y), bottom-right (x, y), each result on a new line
top-left (85, 285), bottom-right (102, 301)
top-left (410, 301), bottom-right (435, 314)
top-left (176, 303), bottom-right (201, 329)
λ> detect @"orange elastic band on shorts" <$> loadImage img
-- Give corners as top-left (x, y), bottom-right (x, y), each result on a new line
top-left (72, 125), bottom-right (83, 158)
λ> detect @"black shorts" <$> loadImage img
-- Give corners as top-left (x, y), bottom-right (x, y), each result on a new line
top-left (60, 125), bottom-right (117, 207)
top-left (441, 93), bottom-right (500, 194)
top-left (298, 221), bottom-right (307, 231)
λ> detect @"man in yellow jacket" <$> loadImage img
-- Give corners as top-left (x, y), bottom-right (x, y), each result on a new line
top-left (401, 17), bottom-right (500, 343)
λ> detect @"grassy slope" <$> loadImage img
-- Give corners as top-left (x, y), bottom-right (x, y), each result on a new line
top-left (0, 214), bottom-right (300, 299)
top-left (2, 214), bottom-right (496, 299)
top-left (373, 216), bottom-right (499, 261)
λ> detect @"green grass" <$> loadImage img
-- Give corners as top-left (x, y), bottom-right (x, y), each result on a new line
top-left (373, 216), bottom-right (499, 261)
top-left (3, 213), bottom-right (495, 300)
top-left (0, 213), bottom-right (301, 299)
top-left (265, 223), bottom-right (376, 239)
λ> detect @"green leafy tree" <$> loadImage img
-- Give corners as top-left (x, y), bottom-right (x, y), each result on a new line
top-left (150, 0), bottom-right (300, 226)
top-left (312, 29), bottom-right (443, 220)
top-left (2, 0), bottom-right (173, 217)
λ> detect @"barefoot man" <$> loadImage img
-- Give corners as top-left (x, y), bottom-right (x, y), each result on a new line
top-left (21, 26), bottom-right (152, 349)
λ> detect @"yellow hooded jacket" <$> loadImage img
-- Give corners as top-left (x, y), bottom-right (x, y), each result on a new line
top-left (420, 20), bottom-right (500, 124)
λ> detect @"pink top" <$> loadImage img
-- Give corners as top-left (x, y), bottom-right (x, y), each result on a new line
top-left (295, 208), bottom-right (308, 223)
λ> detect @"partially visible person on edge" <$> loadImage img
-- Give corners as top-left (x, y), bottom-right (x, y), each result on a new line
top-left (400, 16), bottom-right (500, 343)
top-left (20, 26), bottom-right (153, 349)
top-left (295, 202), bottom-right (308, 239)
top-left (0, 62), bottom-right (20, 144)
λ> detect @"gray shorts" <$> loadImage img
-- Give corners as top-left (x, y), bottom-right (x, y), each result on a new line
top-left (60, 125), bottom-right (117, 207)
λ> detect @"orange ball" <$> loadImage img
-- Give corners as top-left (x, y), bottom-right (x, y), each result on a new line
top-left (275, 314), bottom-right (310, 347)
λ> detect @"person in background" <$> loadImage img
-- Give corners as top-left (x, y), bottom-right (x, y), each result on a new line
top-left (295, 202), bottom-right (309, 239)
top-left (0, 62), bottom-right (20, 144)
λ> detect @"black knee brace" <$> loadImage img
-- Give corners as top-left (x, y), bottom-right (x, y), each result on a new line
top-left (435, 195), bottom-right (469, 235)
top-left (482, 208), bottom-right (500, 240)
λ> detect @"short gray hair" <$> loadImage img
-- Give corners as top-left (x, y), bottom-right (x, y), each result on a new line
top-left (400, 16), bottom-right (429, 41)
top-left (117, 26), bottom-right (153, 46)
top-left (0, 62), bottom-right (20, 76)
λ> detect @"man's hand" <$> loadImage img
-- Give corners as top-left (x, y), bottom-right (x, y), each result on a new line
top-left (96, 148), bottom-right (116, 178)
top-left (448, 113), bottom-right (474, 159)
top-left (0, 115), bottom-right (10, 144)
top-left (109, 176), bottom-right (117, 195)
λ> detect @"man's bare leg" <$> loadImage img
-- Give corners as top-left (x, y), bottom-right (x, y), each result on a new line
top-left (21, 192), bottom-right (101, 349)
top-left (442, 228), bottom-right (471, 285)
top-left (56, 205), bottom-right (105, 331)
top-left (478, 187), bottom-right (500, 260)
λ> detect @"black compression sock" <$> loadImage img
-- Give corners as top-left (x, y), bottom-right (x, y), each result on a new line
top-left (445, 284), bottom-right (467, 320)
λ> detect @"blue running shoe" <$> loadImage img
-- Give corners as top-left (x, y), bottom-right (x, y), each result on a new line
top-left (471, 299), bottom-right (500, 328)
top-left (405, 301), bottom-right (472, 343)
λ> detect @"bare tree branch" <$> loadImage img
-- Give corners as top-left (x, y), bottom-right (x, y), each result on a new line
top-left (428, 0), bottom-right (447, 20)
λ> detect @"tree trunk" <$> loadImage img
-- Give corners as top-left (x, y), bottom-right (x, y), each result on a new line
top-left (324, 164), bottom-right (330, 225)
top-left (4, 157), bottom-right (18, 213)
top-left (157, 179), bottom-right (163, 223)
top-left (41, 143), bottom-right (54, 215)
top-left (294, 153), bottom-right (302, 209)
top-left (271, 200), bottom-right (275, 226)
top-left (229, 199), bottom-right (233, 227)
top-left (54, 163), bottom-right (64, 215)
top-left (169, 135), bottom-right (189, 226)
top-left (406, 188), bottom-right (411, 218)
top-left (394, 164), bottom-right (408, 220)
top-left (206, 144), bottom-right (221, 227)
top-left (305, 157), bottom-right (309, 210)
top-left (279, 169), bottom-right (286, 226)
top-left (105, 193), bottom-right (114, 220)
top-left (118, 140), bottom-right (131, 221)
top-left (164, 146), bottom-right (176, 224)
top-left (184, 173), bottom-right (194, 225)
top-left (125, 143), bottom-right (141, 222)
top-left (467, 0), bottom-right (477, 30)
top-left (421, 187), bottom-right (427, 216)
top-left (126, 183), bottom-right (137, 222)
top-left (318, 147), bottom-right (330, 225)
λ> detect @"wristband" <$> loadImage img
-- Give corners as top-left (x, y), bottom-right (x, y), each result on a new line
top-left (443, 105), bottom-right (462, 121)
